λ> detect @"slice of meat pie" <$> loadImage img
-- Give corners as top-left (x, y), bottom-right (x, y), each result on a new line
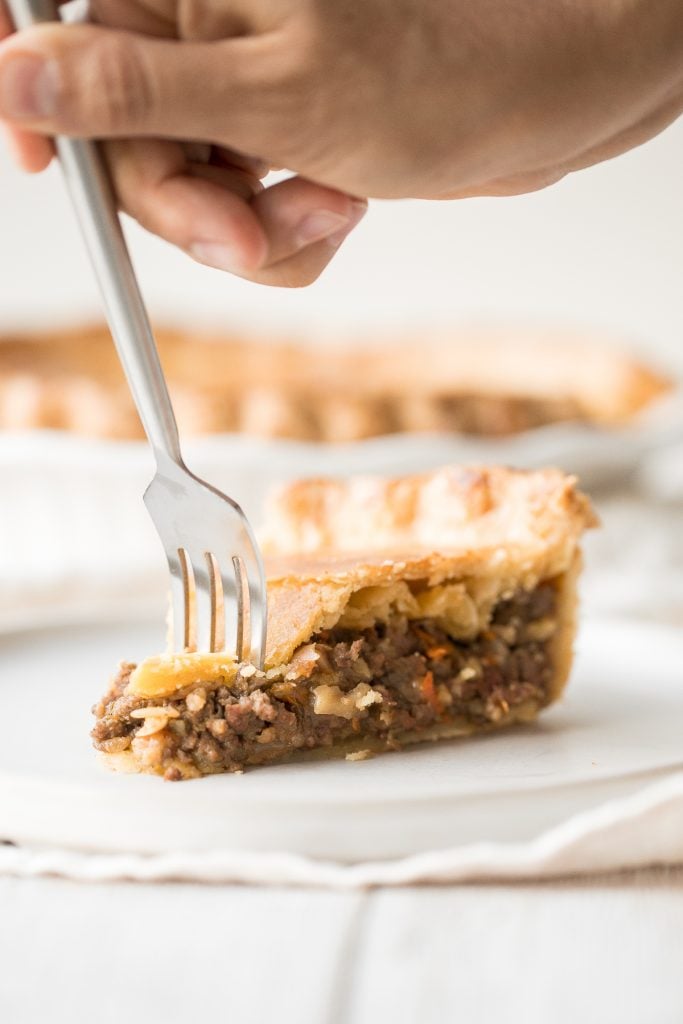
top-left (92, 466), bottom-right (596, 779)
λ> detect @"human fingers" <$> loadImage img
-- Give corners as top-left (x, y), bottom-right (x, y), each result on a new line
top-left (0, 1), bottom-right (53, 169)
top-left (109, 138), bottom-right (269, 273)
top-left (204, 175), bottom-right (367, 287)
top-left (1, 122), bottom-right (52, 169)
top-left (0, 22), bottom-right (275, 158)
top-left (109, 138), bottom-right (366, 285)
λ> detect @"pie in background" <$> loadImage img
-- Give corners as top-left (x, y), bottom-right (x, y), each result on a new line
top-left (0, 324), bottom-right (671, 442)
top-left (92, 466), bottom-right (597, 779)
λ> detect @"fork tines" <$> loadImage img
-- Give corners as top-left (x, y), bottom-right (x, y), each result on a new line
top-left (172, 549), bottom-right (250, 661)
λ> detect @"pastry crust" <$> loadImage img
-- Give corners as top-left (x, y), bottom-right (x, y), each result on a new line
top-left (93, 466), bottom-right (596, 778)
top-left (259, 465), bottom-right (594, 672)
top-left (1, 324), bottom-right (671, 441)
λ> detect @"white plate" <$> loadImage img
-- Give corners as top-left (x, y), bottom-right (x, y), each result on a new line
top-left (1, 617), bottom-right (682, 862)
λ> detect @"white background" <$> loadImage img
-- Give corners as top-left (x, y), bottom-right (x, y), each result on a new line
top-left (0, 119), bottom-right (681, 374)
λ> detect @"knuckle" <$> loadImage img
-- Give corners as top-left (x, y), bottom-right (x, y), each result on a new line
top-left (240, 10), bottom-right (320, 102)
top-left (218, 8), bottom-right (332, 163)
top-left (82, 36), bottom-right (155, 133)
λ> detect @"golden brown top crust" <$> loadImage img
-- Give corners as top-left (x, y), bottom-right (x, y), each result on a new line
top-left (262, 464), bottom-right (595, 562)
top-left (260, 466), bottom-right (596, 666)
top-left (0, 324), bottom-right (672, 441)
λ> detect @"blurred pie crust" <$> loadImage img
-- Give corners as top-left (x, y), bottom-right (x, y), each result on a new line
top-left (0, 324), bottom-right (671, 441)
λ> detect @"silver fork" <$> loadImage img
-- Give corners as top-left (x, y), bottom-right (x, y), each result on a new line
top-left (8, 0), bottom-right (267, 666)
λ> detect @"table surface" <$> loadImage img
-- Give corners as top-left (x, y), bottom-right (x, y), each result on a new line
top-left (2, 868), bottom-right (683, 1023)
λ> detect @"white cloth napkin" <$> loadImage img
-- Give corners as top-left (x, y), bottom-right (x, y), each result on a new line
top-left (2, 771), bottom-right (683, 886)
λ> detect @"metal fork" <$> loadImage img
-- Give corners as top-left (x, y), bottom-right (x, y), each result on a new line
top-left (8, 0), bottom-right (267, 666)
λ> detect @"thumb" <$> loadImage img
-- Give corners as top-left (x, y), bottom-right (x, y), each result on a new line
top-left (0, 23), bottom-right (259, 148)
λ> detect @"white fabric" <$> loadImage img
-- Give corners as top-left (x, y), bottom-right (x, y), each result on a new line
top-left (2, 770), bottom-right (683, 886)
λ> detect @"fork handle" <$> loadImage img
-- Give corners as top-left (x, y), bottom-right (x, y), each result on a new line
top-left (7, 0), bottom-right (183, 466)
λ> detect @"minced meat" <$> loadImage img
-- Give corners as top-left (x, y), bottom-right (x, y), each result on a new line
top-left (92, 583), bottom-right (557, 778)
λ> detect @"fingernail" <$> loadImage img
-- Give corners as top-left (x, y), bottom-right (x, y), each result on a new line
top-left (295, 209), bottom-right (353, 248)
top-left (0, 54), bottom-right (58, 119)
top-left (324, 199), bottom-right (368, 250)
top-left (296, 199), bottom-right (368, 250)
top-left (189, 242), bottom-right (245, 274)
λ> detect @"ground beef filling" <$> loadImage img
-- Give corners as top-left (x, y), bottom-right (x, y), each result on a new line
top-left (92, 584), bottom-right (557, 779)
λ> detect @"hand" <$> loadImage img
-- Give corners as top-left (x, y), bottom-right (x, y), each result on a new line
top-left (1, 2), bottom-right (682, 286)
top-left (0, 1), bottom-right (369, 287)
